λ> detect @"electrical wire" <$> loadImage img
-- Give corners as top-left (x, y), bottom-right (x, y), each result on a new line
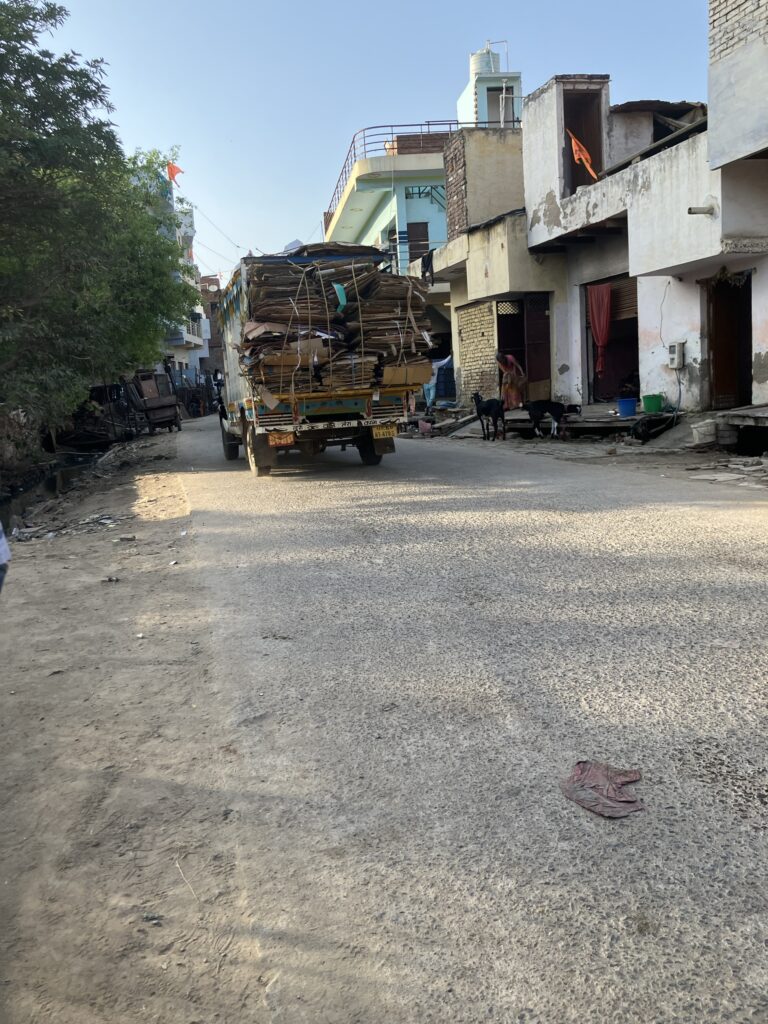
top-left (189, 202), bottom-right (250, 250)
top-left (195, 252), bottom-right (219, 276)
top-left (177, 192), bottom-right (266, 255)
top-left (301, 219), bottom-right (324, 246)
top-left (196, 238), bottom-right (240, 265)
top-left (658, 279), bottom-right (671, 348)
top-left (674, 367), bottom-right (682, 427)
top-left (173, 181), bottom-right (269, 262)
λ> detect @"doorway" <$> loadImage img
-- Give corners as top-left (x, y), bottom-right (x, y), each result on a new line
top-left (707, 272), bottom-right (752, 409)
top-left (563, 90), bottom-right (604, 196)
top-left (487, 86), bottom-right (516, 127)
top-left (584, 275), bottom-right (639, 403)
top-left (496, 294), bottom-right (552, 401)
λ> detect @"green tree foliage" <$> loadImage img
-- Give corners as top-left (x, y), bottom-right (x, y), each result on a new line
top-left (0, 1), bottom-right (198, 432)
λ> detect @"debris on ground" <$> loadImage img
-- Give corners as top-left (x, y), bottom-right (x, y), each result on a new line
top-left (4, 435), bottom-right (173, 542)
top-left (561, 760), bottom-right (645, 818)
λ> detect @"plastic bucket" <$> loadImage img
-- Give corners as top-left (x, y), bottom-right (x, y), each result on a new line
top-left (616, 398), bottom-right (637, 418)
top-left (692, 420), bottom-right (717, 444)
top-left (642, 394), bottom-right (664, 414)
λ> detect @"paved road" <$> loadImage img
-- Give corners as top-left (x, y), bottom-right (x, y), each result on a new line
top-left (179, 417), bottom-right (768, 1023)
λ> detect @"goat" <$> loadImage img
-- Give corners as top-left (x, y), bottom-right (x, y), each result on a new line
top-left (523, 400), bottom-right (581, 438)
top-left (472, 391), bottom-right (506, 441)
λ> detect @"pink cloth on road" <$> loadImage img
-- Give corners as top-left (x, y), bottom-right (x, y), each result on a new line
top-left (561, 760), bottom-right (644, 818)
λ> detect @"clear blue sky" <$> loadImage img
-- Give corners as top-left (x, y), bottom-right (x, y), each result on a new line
top-left (55, 0), bottom-right (708, 277)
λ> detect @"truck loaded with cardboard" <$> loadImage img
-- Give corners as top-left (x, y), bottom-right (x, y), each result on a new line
top-left (217, 243), bottom-right (434, 475)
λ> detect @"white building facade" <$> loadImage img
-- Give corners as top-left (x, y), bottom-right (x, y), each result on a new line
top-left (163, 207), bottom-right (211, 381)
top-left (432, 0), bottom-right (768, 414)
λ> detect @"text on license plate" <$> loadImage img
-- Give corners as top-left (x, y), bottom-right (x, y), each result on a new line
top-left (268, 431), bottom-right (295, 447)
top-left (372, 424), bottom-right (397, 439)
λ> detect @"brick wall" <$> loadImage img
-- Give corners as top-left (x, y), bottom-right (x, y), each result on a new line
top-left (444, 132), bottom-right (468, 242)
top-left (456, 302), bottom-right (498, 404)
top-left (709, 0), bottom-right (768, 62)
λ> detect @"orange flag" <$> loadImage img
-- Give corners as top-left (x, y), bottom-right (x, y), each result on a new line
top-left (566, 129), bottom-right (598, 181)
top-left (167, 162), bottom-right (184, 186)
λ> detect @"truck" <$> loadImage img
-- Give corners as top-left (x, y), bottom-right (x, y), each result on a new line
top-left (217, 243), bottom-right (433, 476)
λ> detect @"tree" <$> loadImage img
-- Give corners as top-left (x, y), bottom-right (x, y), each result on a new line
top-left (0, 1), bottom-right (198, 442)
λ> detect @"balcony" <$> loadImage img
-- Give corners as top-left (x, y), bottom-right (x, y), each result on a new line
top-left (325, 122), bottom-right (484, 234)
top-left (166, 320), bottom-right (205, 350)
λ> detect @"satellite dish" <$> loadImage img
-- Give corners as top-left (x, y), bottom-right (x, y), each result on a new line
top-left (284, 239), bottom-right (303, 252)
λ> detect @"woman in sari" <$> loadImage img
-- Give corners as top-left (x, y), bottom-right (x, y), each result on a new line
top-left (496, 350), bottom-right (526, 410)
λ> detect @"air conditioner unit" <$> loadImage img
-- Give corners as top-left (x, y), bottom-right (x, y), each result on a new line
top-left (668, 341), bottom-right (686, 369)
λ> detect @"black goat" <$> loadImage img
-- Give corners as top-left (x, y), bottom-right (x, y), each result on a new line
top-left (472, 391), bottom-right (506, 441)
top-left (522, 400), bottom-right (582, 438)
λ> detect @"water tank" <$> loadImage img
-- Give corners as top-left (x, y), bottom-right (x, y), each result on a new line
top-left (470, 46), bottom-right (500, 77)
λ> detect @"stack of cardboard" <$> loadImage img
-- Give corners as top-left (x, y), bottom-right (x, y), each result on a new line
top-left (237, 244), bottom-right (434, 396)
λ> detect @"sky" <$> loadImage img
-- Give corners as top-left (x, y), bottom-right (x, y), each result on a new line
top-left (54, 0), bottom-right (709, 279)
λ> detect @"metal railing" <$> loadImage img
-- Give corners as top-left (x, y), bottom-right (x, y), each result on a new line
top-left (324, 120), bottom-right (520, 228)
top-left (404, 185), bottom-right (446, 210)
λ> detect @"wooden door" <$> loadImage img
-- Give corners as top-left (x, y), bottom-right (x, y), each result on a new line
top-left (708, 275), bottom-right (752, 409)
top-left (524, 293), bottom-right (551, 401)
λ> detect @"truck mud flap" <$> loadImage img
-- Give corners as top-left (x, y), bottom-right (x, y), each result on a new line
top-left (246, 428), bottom-right (278, 471)
top-left (373, 436), bottom-right (396, 455)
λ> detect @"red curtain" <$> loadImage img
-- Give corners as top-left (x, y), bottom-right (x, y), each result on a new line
top-left (588, 283), bottom-right (612, 377)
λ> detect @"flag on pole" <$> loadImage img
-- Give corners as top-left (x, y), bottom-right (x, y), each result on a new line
top-left (167, 162), bottom-right (184, 186)
top-left (566, 130), bottom-right (598, 181)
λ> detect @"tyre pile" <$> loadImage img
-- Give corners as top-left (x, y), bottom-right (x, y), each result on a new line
top-left (237, 243), bottom-right (434, 395)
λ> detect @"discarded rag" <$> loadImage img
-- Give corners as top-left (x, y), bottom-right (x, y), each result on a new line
top-left (561, 760), bottom-right (644, 818)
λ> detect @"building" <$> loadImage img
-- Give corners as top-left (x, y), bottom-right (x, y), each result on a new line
top-left (323, 122), bottom-right (450, 274)
top-left (430, 0), bottom-right (768, 415)
top-left (162, 206), bottom-right (211, 381)
top-left (430, 122), bottom-right (566, 404)
top-left (323, 44), bottom-right (522, 367)
top-left (199, 274), bottom-right (224, 376)
top-left (323, 44), bottom-right (521, 274)
top-left (456, 42), bottom-right (522, 128)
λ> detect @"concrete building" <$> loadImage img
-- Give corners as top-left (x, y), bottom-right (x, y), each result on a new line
top-left (163, 207), bottom-right (211, 380)
top-left (456, 41), bottom-right (522, 128)
top-left (323, 123), bottom-right (450, 275)
top-left (323, 44), bottom-right (522, 371)
top-left (432, 127), bottom-right (567, 403)
top-left (322, 44), bottom-right (522, 274)
top-left (199, 274), bottom-right (224, 376)
top-left (430, 0), bottom-right (768, 415)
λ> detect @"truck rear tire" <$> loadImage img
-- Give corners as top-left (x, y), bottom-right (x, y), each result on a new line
top-left (358, 434), bottom-right (383, 465)
top-left (221, 420), bottom-right (239, 461)
top-left (359, 450), bottom-right (383, 465)
top-left (358, 430), bottom-right (387, 466)
top-left (246, 426), bottom-right (274, 476)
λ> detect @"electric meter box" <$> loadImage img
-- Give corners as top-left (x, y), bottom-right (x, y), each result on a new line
top-left (668, 341), bottom-right (686, 369)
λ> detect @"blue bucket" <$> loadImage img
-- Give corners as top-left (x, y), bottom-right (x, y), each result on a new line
top-left (616, 398), bottom-right (637, 418)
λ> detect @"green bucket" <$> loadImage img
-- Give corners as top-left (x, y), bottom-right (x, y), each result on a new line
top-left (642, 394), bottom-right (664, 414)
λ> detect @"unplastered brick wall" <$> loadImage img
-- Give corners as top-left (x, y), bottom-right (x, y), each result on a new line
top-left (444, 132), bottom-right (468, 242)
top-left (457, 302), bottom-right (498, 403)
top-left (709, 0), bottom-right (768, 61)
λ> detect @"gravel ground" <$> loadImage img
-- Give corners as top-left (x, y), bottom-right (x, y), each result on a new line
top-left (2, 415), bottom-right (767, 1023)
top-left (177, 418), bottom-right (768, 1023)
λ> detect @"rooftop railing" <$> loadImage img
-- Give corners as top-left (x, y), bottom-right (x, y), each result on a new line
top-left (324, 120), bottom-right (520, 229)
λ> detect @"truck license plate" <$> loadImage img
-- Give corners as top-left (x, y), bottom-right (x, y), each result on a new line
top-left (268, 431), bottom-right (295, 447)
top-left (372, 423), bottom-right (397, 439)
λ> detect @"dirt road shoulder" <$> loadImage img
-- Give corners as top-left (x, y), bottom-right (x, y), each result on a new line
top-left (1, 437), bottom-right (258, 1023)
